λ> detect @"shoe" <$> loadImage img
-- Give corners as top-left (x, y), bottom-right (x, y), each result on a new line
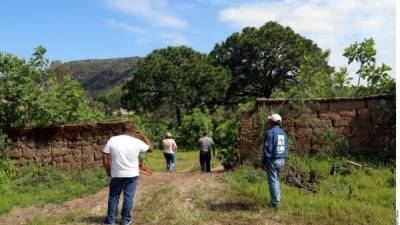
top-left (120, 221), bottom-right (131, 225)
top-left (268, 203), bottom-right (279, 208)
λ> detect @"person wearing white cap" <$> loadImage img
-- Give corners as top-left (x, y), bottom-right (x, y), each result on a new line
top-left (162, 132), bottom-right (177, 172)
top-left (263, 113), bottom-right (288, 208)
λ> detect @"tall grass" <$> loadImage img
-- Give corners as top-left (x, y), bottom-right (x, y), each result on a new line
top-left (0, 164), bottom-right (109, 215)
top-left (143, 149), bottom-right (220, 172)
top-left (223, 154), bottom-right (395, 225)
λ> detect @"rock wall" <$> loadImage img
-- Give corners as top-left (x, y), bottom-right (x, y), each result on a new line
top-left (237, 95), bottom-right (395, 164)
top-left (6, 120), bottom-right (129, 167)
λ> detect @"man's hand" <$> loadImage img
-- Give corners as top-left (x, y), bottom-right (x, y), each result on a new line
top-left (135, 131), bottom-right (153, 152)
top-left (102, 153), bottom-right (111, 177)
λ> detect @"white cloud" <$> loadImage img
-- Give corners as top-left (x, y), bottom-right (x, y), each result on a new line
top-left (105, 19), bottom-right (147, 34)
top-left (106, 0), bottom-right (187, 29)
top-left (159, 32), bottom-right (190, 46)
top-left (218, 0), bottom-right (396, 79)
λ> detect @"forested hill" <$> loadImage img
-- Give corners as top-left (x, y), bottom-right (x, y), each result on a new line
top-left (52, 57), bottom-right (141, 95)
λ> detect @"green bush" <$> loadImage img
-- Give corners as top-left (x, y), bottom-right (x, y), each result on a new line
top-left (0, 133), bottom-right (7, 159)
top-left (214, 102), bottom-right (254, 167)
top-left (177, 109), bottom-right (213, 148)
top-left (0, 159), bottom-right (16, 183)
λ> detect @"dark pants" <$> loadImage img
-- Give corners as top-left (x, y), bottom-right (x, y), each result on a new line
top-left (104, 177), bottom-right (138, 225)
top-left (199, 151), bottom-right (211, 172)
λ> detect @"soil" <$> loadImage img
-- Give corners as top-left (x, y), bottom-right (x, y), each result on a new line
top-left (0, 166), bottom-right (282, 225)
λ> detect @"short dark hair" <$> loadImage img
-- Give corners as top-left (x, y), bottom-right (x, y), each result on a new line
top-left (121, 121), bottom-right (133, 133)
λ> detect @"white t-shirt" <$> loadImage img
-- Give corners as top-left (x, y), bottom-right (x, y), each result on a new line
top-left (162, 138), bottom-right (177, 153)
top-left (102, 135), bottom-right (149, 178)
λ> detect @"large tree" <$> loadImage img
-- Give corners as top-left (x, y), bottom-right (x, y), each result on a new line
top-left (210, 21), bottom-right (332, 103)
top-left (121, 46), bottom-right (230, 125)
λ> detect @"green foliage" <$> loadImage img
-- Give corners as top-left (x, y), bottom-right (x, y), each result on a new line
top-left (0, 165), bottom-right (109, 214)
top-left (224, 155), bottom-right (395, 225)
top-left (0, 159), bottom-right (16, 183)
top-left (122, 46), bottom-right (231, 125)
top-left (271, 54), bottom-right (349, 99)
top-left (177, 109), bottom-right (213, 147)
top-left (213, 102), bottom-right (256, 167)
top-left (94, 86), bottom-right (124, 115)
top-left (0, 46), bottom-right (104, 128)
top-left (0, 133), bottom-right (7, 159)
top-left (210, 21), bottom-right (331, 102)
top-left (344, 38), bottom-right (395, 95)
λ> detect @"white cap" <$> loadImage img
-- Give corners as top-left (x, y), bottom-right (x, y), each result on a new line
top-left (268, 114), bottom-right (282, 123)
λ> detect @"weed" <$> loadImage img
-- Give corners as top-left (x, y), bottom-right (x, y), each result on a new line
top-left (224, 154), bottom-right (395, 225)
top-left (0, 165), bottom-right (109, 215)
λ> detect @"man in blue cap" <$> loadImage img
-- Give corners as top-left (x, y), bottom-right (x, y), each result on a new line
top-left (263, 113), bottom-right (288, 208)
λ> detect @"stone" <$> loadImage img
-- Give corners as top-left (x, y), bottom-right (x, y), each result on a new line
top-left (8, 149), bottom-right (22, 158)
top-left (36, 147), bottom-right (51, 157)
top-left (63, 154), bottom-right (74, 163)
top-left (306, 101), bottom-right (329, 112)
top-left (52, 148), bottom-right (69, 156)
top-left (94, 151), bottom-right (103, 160)
top-left (22, 148), bottom-right (35, 158)
top-left (328, 100), bottom-right (366, 112)
top-left (81, 153), bottom-right (94, 164)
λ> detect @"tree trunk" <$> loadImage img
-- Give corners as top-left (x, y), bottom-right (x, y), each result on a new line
top-left (175, 106), bottom-right (182, 126)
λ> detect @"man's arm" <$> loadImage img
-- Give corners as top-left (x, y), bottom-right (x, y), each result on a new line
top-left (211, 139), bottom-right (216, 157)
top-left (135, 131), bottom-right (153, 152)
top-left (172, 139), bottom-right (177, 152)
top-left (102, 153), bottom-right (111, 177)
top-left (263, 131), bottom-right (273, 167)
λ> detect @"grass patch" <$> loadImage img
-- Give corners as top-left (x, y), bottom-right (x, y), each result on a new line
top-left (0, 164), bottom-right (109, 215)
top-left (143, 150), bottom-right (220, 172)
top-left (223, 154), bottom-right (395, 225)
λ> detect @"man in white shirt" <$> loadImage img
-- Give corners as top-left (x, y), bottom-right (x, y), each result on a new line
top-left (102, 121), bottom-right (152, 225)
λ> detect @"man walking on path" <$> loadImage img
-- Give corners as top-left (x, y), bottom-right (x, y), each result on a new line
top-left (263, 114), bottom-right (288, 208)
top-left (162, 132), bottom-right (178, 172)
top-left (198, 133), bottom-right (215, 172)
top-left (102, 121), bottom-right (152, 225)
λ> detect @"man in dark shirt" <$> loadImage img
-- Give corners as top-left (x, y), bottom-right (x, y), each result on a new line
top-left (263, 114), bottom-right (288, 208)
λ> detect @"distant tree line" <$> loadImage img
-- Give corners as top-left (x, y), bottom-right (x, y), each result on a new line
top-left (0, 21), bottom-right (395, 153)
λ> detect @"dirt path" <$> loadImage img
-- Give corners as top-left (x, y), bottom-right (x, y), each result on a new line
top-left (0, 167), bottom-right (282, 225)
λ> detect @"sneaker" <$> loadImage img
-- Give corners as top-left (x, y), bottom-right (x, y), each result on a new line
top-left (120, 221), bottom-right (131, 225)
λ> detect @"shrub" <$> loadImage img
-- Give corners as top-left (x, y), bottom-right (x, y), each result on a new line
top-left (214, 102), bottom-right (255, 168)
top-left (0, 159), bottom-right (16, 183)
top-left (177, 109), bottom-right (213, 148)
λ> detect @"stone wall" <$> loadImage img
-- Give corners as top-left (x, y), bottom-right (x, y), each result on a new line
top-left (6, 120), bottom-right (130, 167)
top-left (237, 95), bottom-right (395, 164)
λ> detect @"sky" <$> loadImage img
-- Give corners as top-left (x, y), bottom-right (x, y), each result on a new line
top-left (0, 0), bottom-right (396, 80)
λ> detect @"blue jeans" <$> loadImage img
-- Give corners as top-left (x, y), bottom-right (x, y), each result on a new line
top-left (163, 152), bottom-right (176, 172)
top-left (104, 177), bottom-right (138, 225)
top-left (266, 158), bottom-right (285, 207)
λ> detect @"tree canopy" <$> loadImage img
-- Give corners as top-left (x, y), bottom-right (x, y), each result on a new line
top-left (344, 38), bottom-right (394, 94)
top-left (210, 21), bottom-right (332, 103)
top-left (0, 46), bottom-right (103, 129)
top-left (122, 46), bottom-right (230, 125)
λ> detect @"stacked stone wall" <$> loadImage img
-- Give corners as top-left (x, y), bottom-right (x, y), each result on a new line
top-left (6, 120), bottom-right (128, 167)
top-left (237, 95), bottom-right (395, 163)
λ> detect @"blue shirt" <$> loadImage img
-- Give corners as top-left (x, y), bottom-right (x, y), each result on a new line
top-left (263, 125), bottom-right (288, 163)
